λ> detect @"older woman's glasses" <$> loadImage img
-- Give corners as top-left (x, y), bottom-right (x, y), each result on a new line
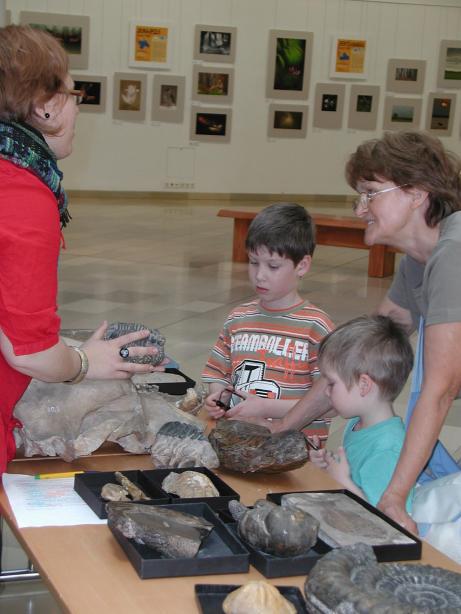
top-left (353, 184), bottom-right (409, 212)
top-left (70, 89), bottom-right (84, 105)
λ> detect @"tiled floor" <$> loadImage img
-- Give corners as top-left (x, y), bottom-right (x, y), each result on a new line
top-left (2, 196), bottom-right (461, 611)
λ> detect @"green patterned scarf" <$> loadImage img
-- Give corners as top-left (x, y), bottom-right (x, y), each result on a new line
top-left (0, 120), bottom-right (71, 227)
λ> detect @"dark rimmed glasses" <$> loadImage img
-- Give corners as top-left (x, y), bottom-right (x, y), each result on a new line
top-left (70, 89), bottom-right (84, 105)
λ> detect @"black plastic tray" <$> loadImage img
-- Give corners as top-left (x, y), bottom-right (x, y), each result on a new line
top-left (142, 467), bottom-right (240, 512)
top-left (135, 367), bottom-right (195, 395)
top-left (108, 502), bottom-right (250, 579)
top-left (267, 489), bottom-right (422, 562)
top-left (74, 470), bottom-right (170, 519)
top-left (195, 583), bottom-right (308, 613)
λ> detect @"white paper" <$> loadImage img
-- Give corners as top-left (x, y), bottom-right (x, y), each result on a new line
top-left (2, 473), bottom-right (107, 528)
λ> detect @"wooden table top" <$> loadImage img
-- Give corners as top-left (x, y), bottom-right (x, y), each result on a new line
top-left (2, 452), bottom-right (461, 614)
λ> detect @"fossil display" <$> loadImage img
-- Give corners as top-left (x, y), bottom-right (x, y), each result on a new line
top-left (223, 581), bottom-right (296, 614)
top-left (228, 499), bottom-right (319, 557)
top-left (101, 483), bottom-right (130, 502)
top-left (304, 543), bottom-right (461, 613)
top-left (162, 470), bottom-right (219, 498)
top-left (150, 421), bottom-right (219, 469)
top-left (282, 492), bottom-right (415, 548)
top-left (208, 419), bottom-right (308, 473)
top-left (104, 321), bottom-right (165, 366)
top-left (106, 501), bottom-right (214, 559)
top-left (114, 472), bottom-right (150, 501)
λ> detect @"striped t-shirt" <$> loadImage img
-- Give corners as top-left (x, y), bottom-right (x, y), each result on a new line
top-left (202, 299), bottom-right (334, 441)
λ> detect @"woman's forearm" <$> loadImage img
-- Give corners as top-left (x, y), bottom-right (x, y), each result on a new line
top-left (271, 377), bottom-right (334, 432)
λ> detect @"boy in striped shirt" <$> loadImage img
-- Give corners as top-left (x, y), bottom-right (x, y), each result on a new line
top-left (202, 203), bottom-right (334, 444)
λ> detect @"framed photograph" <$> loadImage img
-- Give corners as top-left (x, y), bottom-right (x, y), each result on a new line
top-left (152, 75), bottom-right (185, 123)
top-left (191, 65), bottom-right (234, 104)
top-left (113, 73), bottom-right (147, 122)
top-left (383, 96), bottom-right (422, 131)
top-left (330, 36), bottom-right (367, 79)
top-left (437, 40), bottom-right (461, 89)
top-left (193, 25), bottom-right (237, 63)
top-left (425, 92), bottom-right (456, 136)
top-left (348, 85), bottom-right (380, 130)
top-left (266, 30), bottom-right (313, 100)
top-left (19, 11), bottom-right (89, 70)
top-left (268, 104), bottom-right (308, 138)
top-left (190, 106), bottom-right (232, 143)
top-left (71, 75), bottom-right (107, 113)
top-left (128, 20), bottom-right (173, 70)
top-left (386, 59), bottom-right (426, 94)
top-left (313, 83), bottom-right (345, 130)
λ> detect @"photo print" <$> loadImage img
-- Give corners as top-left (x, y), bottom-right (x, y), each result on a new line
top-left (152, 75), bottom-right (185, 123)
top-left (437, 41), bottom-right (461, 89)
top-left (425, 92), bottom-right (456, 136)
top-left (356, 95), bottom-right (373, 112)
top-left (348, 85), bottom-right (380, 130)
top-left (72, 75), bottom-right (107, 113)
top-left (386, 60), bottom-right (426, 94)
top-left (113, 72), bottom-right (147, 122)
top-left (330, 36), bottom-right (367, 79)
top-left (129, 21), bottom-right (174, 69)
top-left (119, 80), bottom-right (142, 111)
top-left (383, 96), bottom-right (421, 130)
top-left (266, 30), bottom-right (313, 99)
top-left (268, 104), bottom-right (308, 138)
top-left (193, 25), bottom-right (237, 63)
top-left (198, 72), bottom-right (229, 96)
top-left (190, 106), bottom-right (232, 143)
top-left (192, 66), bottom-right (234, 104)
top-left (314, 83), bottom-right (345, 130)
top-left (321, 94), bottom-right (337, 112)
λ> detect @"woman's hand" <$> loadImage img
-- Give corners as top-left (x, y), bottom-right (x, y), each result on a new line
top-left (81, 321), bottom-right (160, 379)
top-left (225, 391), bottom-right (270, 419)
top-left (378, 490), bottom-right (418, 534)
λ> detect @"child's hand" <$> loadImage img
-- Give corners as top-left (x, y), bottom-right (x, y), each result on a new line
top-left (324, 446), bottom-right (352, 484)
top-left (204, 389), bottom-right (227, 419)
top-left (308, 436), bottom-right (328, 468)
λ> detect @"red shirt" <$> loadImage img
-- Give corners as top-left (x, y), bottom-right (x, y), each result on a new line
top-left (0, 159), bottom-right (61, 473)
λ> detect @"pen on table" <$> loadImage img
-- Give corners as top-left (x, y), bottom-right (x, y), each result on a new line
top-left (34, 471), bottom-right (85, 480)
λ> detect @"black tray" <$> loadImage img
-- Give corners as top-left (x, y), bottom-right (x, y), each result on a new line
top-left (74, 470), bottom-right (170, 519)
top-left (108, 502), bottom-right (250, 579)
top-left (195, 583), bottom-right (308, 613)
top-left (267, 489), bottom-right (422, 563)
top-left (142, 467), bottom-right (240, 512)
top-left (226, 523), bottom-right (328, 578)
top-left (134, 367), bottom-right (195, 395)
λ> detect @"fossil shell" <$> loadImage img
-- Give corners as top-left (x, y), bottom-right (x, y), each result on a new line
top-left (104, 322), bottom-right (165, 366)
top-left (101, 483), bottom-right (130, 502)
top-left (150, 421), bottom-right (219, 469)
top-left (304, 543), bottom-right (461, 613)
top-left (223, 581), bottom-right (296, 614)
top-left (162, 470), bottom-right (219, 498)
top-left (229, 499), bottom-right (319, 557)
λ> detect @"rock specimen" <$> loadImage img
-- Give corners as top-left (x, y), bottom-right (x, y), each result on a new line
top-left (223, 581), bottom-right (296, 614)
top-left (104, 321), bottom-right (165, 366)
top-left (101, 483), bottom-right (130, 502)
top-left (304, 543), bottom-right (461, 613)
top-left (175, 386), bottom-right (205, 416)
top-left (107, 502), bottom-right (214, 558)
top-left (114, 472), bottom-right (150, 501)
top-left (162, 470), bottom-right (219, 498)
top-left (228, 499), bottom-right (319, 557)
top-left (208, 419), bottom-right (308, 473)
top-left (150, 421), bottom-right (219, 469)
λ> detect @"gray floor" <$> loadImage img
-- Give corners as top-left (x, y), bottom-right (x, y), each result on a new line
top-left (2, 196), bottom-right (461, 611)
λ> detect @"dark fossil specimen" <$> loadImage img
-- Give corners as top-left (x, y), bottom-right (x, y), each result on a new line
top-left (104, 322), bottom-right (165, 366)
top-left (208, 419), bottom-right (308, 473)
top-left (304, 542), bottom-right (461, 613)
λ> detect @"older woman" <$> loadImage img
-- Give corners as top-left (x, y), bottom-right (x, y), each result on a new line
top-left (0, 25), bottom-right (157, 474)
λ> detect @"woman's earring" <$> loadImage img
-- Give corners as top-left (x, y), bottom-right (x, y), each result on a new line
top-left (44, 112), bottom-right (50, 119)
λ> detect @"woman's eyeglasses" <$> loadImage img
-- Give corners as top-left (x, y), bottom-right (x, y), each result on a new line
top-left (70, 89), bottom-right (84, 105)
top-left (353, 184), bottom-right (409, 212)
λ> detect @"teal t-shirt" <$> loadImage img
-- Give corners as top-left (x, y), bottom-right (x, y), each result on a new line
top-left (343, 416), bottom-right (414, 511)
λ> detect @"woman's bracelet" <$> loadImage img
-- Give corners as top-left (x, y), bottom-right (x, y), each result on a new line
top-left (64, 346), bottom-right (89, 384)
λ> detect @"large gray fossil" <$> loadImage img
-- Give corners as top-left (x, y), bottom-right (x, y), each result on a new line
top-left (304, 543), bottom-right (461, 613)
top-left (150, 421), bottom-right (219, 469)
top-left (104, 321), bottom-right (165, 366)
top-left (229, 499), bottom-right (319, 557)
top-left (106, 501), bottom-right (214, 558)
top-left (208, 419), bottom-right (308, 473)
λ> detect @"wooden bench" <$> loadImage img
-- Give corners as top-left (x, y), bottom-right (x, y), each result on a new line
top-left (217, 209), bottom-right (398, 278)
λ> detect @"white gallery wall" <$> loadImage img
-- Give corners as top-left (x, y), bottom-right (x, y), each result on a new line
top-left (6, 0), bottom-right (461, 195)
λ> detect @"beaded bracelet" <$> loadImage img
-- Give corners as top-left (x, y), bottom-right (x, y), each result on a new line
top-left (64, 346), bottom-right (89, 384)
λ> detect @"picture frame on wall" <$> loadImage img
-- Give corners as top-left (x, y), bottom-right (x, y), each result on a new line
top-left (313, 83), bottom-right (346, 130)
top-left (383, 96), bottom-right (422, 131)
top-left (19, 11), bottom-right (90, 70)
top-left (72, 75), bottom-right (107, 113)
top-left (266, 30), bottom-right (313, 100)
top-left (193, 25), bottom-right (237, 64)
top-left (425, 92), bottom-right (456, 136)
top-left (437, 40), bottom-right (461, 89)
top-left (113, 72), bottom-right (147, 122)
top-left (128, 20), bottom-right (173, 70)
top-left (348, 85), bottom-right (380, 130)
top-left (330, 36), bottom-right (367, 79)
top-left (386, 59), bottom-right (426, 94)
top-left (152, 75), bottom-right (185, 123)
top-left (191, 65), bottom-right (234, 104)
top-left (190, 106), bottom-right (232, 143)
top-left (267, 104), bottom-right (308, 138)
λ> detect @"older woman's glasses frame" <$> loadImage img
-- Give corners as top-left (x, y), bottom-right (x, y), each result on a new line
top-left (70, 89), bottom-right (84, 105)
top-left (353, 184), bottom-right (409, 213)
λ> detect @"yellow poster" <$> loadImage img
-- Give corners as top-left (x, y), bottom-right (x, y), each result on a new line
top-left (134, 26), bottom-right (169, 63)
top-left (335, 39), bottom-right (366, 74)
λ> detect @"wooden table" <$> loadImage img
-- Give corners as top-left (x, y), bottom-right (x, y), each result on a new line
top-left (2, 453), bottom-right (461, 614)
